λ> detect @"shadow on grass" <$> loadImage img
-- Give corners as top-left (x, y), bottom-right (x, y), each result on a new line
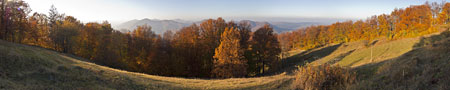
top-left (350, 31), bottom-right (450, 89)
top-left (326, 49), bottom-right (355, 65)
top-left (270, 44), bottom-right (342, 75)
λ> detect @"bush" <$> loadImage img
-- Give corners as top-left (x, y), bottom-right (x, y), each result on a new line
top-left (291, 64), bottom-right (356, 90)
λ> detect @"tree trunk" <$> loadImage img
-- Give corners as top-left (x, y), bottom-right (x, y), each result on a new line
top-left (0, 0), bottom-right (4, 39)
top-left (371, 44), bottom-right (373, 62)
top-left (262, 58), bottom-right (265, 75)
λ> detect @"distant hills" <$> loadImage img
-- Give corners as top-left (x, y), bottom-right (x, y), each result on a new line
top-left (114, 18), bottom-right (323, 34)
top-left (238, 20), bottom-right (320, 33)
top-left (114, 18), bottom-right (190, 34)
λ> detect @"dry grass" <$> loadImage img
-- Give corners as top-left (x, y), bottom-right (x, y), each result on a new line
top-left (292, 30), bottom-right (450, 90)
top-left (0, 40), bottom-right (293, 90)
top-left (1, 30), bottom-right (449, 89)
top-left (311, 37), bottom-right (420, 67)
top-left (349, 30), bottom-right (450, 90)
top-left (291, 64), bottom-right (356, 90)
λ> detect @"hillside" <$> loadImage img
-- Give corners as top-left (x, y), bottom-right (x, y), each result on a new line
top-left (276, 30), bottom-right (450, 89)
top-left (343, 30), bottom-right (450, 89)
top-left (0, 40), bottom-right (292, 90)
top-left (1, 30), bottom-right (449, 89)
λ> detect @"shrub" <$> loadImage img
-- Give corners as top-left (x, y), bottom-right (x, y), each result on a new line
top-left (291, 64), bottom-right (356, 90)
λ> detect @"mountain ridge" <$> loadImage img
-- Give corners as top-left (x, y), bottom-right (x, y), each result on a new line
top-left (114, 18), bottom-right (323, 34)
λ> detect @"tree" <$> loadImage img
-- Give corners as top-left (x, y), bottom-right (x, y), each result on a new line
top-left (48, 5), bottom-right (60, 28)
top-left (377, 14), bottom-right (391, 39)
top-left (237, 22), bottom-right (251, 50)
top-left (26, 13), bottom-right (50, 47)
top-left (172, 24), bottom-right (201, 77)
top-left (250, 24), bottom-right (281, 75)
top-left (129, 24), bottom-right (157, 72)
top-left (151, 31), bottom-right (174, 75)
top-left (198, 17), bottom-right (228, 77)
top-left (439, 3), bottom-right (450, 24)
top-left (49, 16), bottom-right (80, 53)
top-left (47, 5), bottom-right (67, 51)
top-left (0, 0), bottom-right (31, 42)
top-left (94, 22), bottom-right (116, 66)
top-left (212, 27), bottom-right (248, 78)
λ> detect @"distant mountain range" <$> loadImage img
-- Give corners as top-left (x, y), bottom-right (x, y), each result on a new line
top-left (238, 20), bottom-right (321, 33)
top-left (114, 18), bottom-right (190, 34)
top-left (114, 18), bottom-right (323, 34)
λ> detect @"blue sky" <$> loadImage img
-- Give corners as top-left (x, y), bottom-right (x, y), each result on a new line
top-left (25, 0), bottom-right (448, 25)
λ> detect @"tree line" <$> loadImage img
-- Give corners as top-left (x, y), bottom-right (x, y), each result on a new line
top-left (279, 1), bottom-right (450, 51)
top-left (0, 0), bottom-right (281, 78)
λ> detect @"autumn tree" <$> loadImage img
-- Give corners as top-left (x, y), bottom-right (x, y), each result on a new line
top-left (0, 0), bottom-right (30, 42)
top-left (26, 13), bottom-right (51, 47)
top-left (250, 24), bottom-right (281, 75)
top-left (171, 24), bottom-right (201, 77)
top-left (94, 22), bottom-right (117, 66)
top-left (197, 18), bottom-right (228, 77)
top-left (47, 5), bottom-right (66, 51)
top-left (377, 14), bottom-right (391, 39)
top-left (148, 31), bottom-right (174, 75)
top-left (429, 1), bottom-right (444, 25)
top-left (439, 3), bottom-right (450, 24)
top-left (49, 16), bottom-right (80, 53)
top-left (279, 2), bottom-right (444, 51)
top-left (129, 25), bottom-right (157, 72)
top-left (212, 27), bottom-right (248, 78)
top-left (108, 29), bottom-right (129, 69)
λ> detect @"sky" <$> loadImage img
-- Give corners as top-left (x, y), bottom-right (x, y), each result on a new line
top-left (25, 0), bottom-right (448, 25)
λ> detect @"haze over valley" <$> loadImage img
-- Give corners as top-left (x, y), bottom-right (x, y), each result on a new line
top-left (114, 18), bottom-right (326, 34)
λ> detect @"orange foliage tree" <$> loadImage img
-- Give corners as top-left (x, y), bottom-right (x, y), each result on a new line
top-left (212, 27), bottom-right (248, 78)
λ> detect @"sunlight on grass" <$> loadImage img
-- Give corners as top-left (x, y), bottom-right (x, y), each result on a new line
top-left (310, 37), bottom-right (419, 67)
top-left (0, 40), bottom-right (293, 90)
top-left (337, 38), bottom-right (419, 67)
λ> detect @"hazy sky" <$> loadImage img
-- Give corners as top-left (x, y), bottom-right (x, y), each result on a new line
top-left (25, 0), bottom-right (448, 25)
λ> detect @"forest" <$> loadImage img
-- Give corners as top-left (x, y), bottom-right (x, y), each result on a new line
top-left (279, 1), bottom-right (449, 50)
top-left (0, 0), bottom-right (281, 78)
top-left (1, 0), bottom-right (450, 79)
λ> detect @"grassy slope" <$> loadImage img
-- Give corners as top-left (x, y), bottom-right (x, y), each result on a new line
top-left (310, 37), bottom-right (419, 67)
top-left (0, 40), bottom-right (292, 90)
top-left (349, 31), bottom-right (450, 89)
top-left (279, 30), bottom-right (450, 89)
top-left (275, 36), bottom-right (417, 75)
top-left (1, 30), bottom-right (449, 89)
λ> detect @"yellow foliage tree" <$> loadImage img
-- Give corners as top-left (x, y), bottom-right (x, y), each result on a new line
top-left (212, 27), bottom-right (248, 78)
top-left (439, 3), bottom-right (450, 24)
